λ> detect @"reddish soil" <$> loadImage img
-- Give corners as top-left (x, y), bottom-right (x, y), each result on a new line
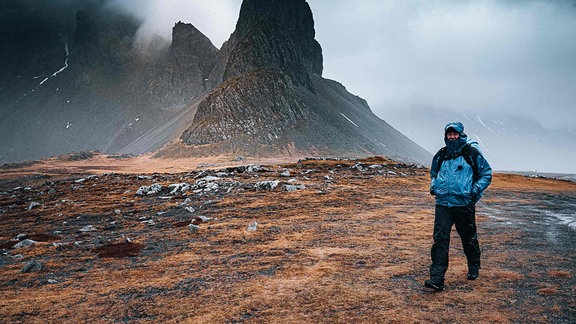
top-left (1, 154), bottom-right (575, 323)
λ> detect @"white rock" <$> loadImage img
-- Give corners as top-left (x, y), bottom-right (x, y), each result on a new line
top-left (27, 202), bottom-right (41, 211)
top-left (201, 176), bottom-right (221, 182)
top-left (247, 222), bottom-right (258, 231)
top-left (284, 184), bottom-right (306, 192)
top-left (79, 225), bottom-right (97, 232)
top-left (204, 182), bottom-right (219, 192)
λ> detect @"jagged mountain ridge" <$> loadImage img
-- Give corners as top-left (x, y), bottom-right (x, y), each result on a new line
top-left (0, 0), bottom-right (431, 165)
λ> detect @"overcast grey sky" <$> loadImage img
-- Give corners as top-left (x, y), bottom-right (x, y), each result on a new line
top-left (110, 0), bottom-right (576, 172)
top-left (310, 0), bottom-right (576, 131)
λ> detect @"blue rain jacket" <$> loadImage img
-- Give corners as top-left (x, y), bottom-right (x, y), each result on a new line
top-left (430, 122), bottom-right (492, 207)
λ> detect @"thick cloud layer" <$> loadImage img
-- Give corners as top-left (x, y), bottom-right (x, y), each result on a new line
top-left (107, 0), bottom-right (240, 48)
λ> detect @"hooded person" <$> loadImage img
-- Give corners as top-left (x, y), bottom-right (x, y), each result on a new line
top-left (425, 122), bottom-right (492, 291)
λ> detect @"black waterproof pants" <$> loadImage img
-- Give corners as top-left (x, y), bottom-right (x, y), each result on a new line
top-left (430, 204), bottom-right (480, 279)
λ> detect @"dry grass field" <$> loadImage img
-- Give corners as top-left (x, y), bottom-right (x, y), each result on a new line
top-left (1, 154), bottom-right (575, 323)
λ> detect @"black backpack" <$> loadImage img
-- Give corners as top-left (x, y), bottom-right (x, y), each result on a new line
top-left (434, 144), bottom-right (480, 181)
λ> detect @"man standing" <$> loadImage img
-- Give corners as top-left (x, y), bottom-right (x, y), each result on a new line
top-left (425, 122), bottom-right (492, 291)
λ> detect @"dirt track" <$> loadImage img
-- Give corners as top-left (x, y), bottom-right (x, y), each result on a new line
top-left (1, 155), bottom-right (575, 323)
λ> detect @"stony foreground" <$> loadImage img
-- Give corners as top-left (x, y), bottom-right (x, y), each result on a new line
top-left (1, 157), bottom-right (575, 323)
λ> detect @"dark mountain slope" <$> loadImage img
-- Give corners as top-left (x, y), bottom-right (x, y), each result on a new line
top-left (0, 4), bottom-right (216, 163)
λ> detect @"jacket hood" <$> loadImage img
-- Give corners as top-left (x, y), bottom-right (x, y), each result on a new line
top-left (444, 122), bottom-right (467, 154)
top-left (444, 122), bottom-right (465, 135)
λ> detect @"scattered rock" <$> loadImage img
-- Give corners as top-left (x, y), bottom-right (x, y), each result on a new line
top-left (255, 180), bottom-right (279, 190)
top-left (21, 260), bottom-right (44, 273)
top-left (247, 222), bottom-right (258, 231)
top-left (351, 163), bottom-right (369, 172)
top-left (168, 183), bottom-right (191, 195)
top-left (78, 225), bottom-right (98, 232)
top-left (136, 183), bottom-right (163, 196)
top-left (283, 184), bottom-right (306, 192)
top-left (189, 224), bottom-right (200, 234)
top-left (180, 198), bottom-right (192, 206)
top-left (27, 202), bottom-right (41, 210)
top-left (13, 239), bottom-right (38, 249)
top-left (204, 182), bottom-right (219, 192)
top-left (279, 171), bottom-right (291, 177)
top-left (233, 164), bottom-right (265, 173)
top-left (200, 176), bottom-right (221, 182)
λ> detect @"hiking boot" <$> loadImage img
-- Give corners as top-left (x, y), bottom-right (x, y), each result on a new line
top-left (467, 265), bottom-right (479, 280)
top-left (424, 278), bottom-right (445, 291)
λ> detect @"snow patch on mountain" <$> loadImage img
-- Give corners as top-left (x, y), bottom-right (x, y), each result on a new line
top-left (340, 113), bottom-right (359, 127)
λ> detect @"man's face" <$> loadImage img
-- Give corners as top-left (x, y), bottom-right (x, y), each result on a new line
top-left (446, 131), bottom-right (460, 141)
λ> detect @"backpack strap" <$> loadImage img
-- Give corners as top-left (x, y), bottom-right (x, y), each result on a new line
top-left (435, 144), bottom-right (480, 181)
top-left (461, 144), bottom-right (480, 181)
top-left (432, 147), bottom-right (447, 174)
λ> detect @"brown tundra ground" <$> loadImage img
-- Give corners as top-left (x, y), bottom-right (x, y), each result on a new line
top-left (0, 153), bottom-right (575, 323)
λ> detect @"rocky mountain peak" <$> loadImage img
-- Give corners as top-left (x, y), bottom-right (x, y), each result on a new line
top-left (211, 0), bottom-right (322, 90)
top-left (173, 0), bottom-right (431, 164)
top-left (170, 21), bottom-right (218, 79)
